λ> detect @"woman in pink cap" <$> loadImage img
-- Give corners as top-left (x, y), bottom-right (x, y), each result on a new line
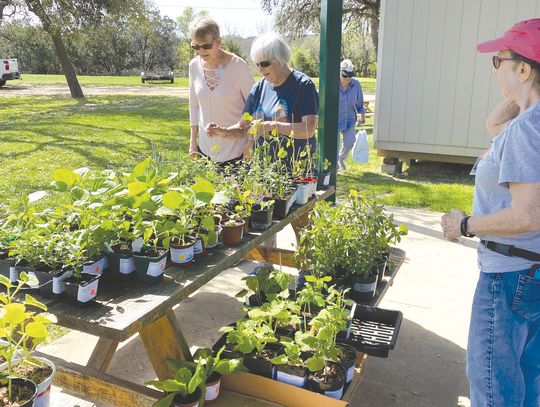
top-left (441, 19), bottom-right (540, 406)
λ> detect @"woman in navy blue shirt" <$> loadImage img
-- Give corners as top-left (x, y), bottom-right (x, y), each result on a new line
top-left (206, 32), bottom-right (319, 162)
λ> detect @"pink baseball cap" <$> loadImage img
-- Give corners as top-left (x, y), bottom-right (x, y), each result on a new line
top-left (477, 18), bottom-right (540, 63)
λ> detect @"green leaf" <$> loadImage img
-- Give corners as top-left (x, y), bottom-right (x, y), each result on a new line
top-left (128, 181), bottom-right (148, 196)
top-left (25, 294), bottom-right (47, 311)
top-left (53, 169), bottom-right (80, 190)
top-left (270, 354), bottom-right (288, 365)
top-left (3, 303), bottom-right (26, 324)
top-left (306, 356), bottom-right (325, 372)
top-left (25, 322), bottom-right (48, 338)
top-left (0, 275), bottom-right (12, 289)
top-left (162, 191), bottom-right (184, 209)
top-left (71, 186), bottom-right (90, 203)
top-left (152, 393), bottom-right (176, 407)
top-left (192, 179), bottom-right (215, 203)
top-left (132, 157), bottom-right (152, 178)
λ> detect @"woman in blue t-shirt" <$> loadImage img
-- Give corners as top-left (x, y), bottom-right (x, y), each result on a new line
top-left (205, 32), bottom-right (319, 162)
top-left (441, 19), bottom-right (540, 406)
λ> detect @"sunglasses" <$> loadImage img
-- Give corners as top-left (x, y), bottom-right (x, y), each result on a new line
top-left (492, 55), bottom-right (514, 69)
top-left (341, 74), bottom-right (351, 78)
top-left (191, 42), bottom-right (214, 51)
top-left (256, 60), bottom-right (272, 68)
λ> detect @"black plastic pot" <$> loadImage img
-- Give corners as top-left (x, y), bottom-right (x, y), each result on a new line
top-left (308, 361), bottom-right (346, 400)
top-left (33, 267), bottom-right (71, 299)
top-left (349, 273), bottom-right (379, 303)
top-left (272, 187), bottom-right (297, 220)
top-left (0, 378), bottom-right (38, 407)
top-left (275, 364), bottom-right (307, 388)
top-left (375, 256), bottom-right (388, 287)
top-left (251, 204), bottom-right (274, 230)
top-left (106, 248), bottom-right (136, 283)
top-left (337, 342), bottom-right (358, 384)
top-left (65, 273), bottom-right (101, 306)
top-left (171, 386), bottom-right (202, 407)
top-left (133, 248), bottom-right (169, 284)
top-left (211, 332), bottom-right (242, 360)
top-left (244, 344), bottom-right (282, 379)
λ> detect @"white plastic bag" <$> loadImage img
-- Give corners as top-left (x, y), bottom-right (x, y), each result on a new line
top-left (352, 129), bottom-right (369, 163)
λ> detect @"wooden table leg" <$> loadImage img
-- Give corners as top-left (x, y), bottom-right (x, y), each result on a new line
top-left (139, 309), bottom-right (193, 380)
top-left (290, 210), bottom-right (311, 241)
top-left (86, 338), bottom-right (120, 372)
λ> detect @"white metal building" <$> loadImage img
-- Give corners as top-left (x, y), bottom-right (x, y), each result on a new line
top-left (374, 0), bottom-right (540, 164)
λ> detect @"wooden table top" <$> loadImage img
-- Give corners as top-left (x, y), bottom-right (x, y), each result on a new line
top-left (45, 188), bottom-right (335, 342)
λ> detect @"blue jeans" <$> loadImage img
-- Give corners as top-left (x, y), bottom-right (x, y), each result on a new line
top-left (467, 269), bottom-right (540, 407)
top-left (338, 126), bottom-right (356, 163)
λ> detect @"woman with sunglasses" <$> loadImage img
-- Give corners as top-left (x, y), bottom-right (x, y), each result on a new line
top-left (188, 17), bottom-right (254, 165)
top-left (441, 19), bottom-right (540, 407)
top-left (337, 59), bottom-right (365, 171)
top-left (206, 32), bottom-right (319, 162)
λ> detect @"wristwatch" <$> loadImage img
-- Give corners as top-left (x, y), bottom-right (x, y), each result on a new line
top-left (460, 216), bottom-right (475, 238)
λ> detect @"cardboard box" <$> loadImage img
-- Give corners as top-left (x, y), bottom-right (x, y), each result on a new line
top-left (222, 361), bottom-right (366, 407)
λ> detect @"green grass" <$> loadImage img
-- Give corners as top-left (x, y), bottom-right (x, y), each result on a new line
top-left (20, 74), bottom-right (377, 94)
top-left (0, 94), bottom-right (189, 206)
top-left (337, 116), bottom-right (474, 213)
top-left (21, 74), bottom-right (189, 87)
top-left (0, 87), bottom-right (472, 213)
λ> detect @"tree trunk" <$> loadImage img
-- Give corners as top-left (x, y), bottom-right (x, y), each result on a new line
top-left (370, 16), bottom-right (379, 56)
top-left (50, 31), bottom-right (84, 99)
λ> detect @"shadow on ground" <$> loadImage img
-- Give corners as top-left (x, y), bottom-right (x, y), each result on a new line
top-left (353, 318), bottom-right (469, 407)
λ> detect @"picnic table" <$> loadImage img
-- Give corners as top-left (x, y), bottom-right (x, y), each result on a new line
top-left (39, 188), bottom-right (335, 406)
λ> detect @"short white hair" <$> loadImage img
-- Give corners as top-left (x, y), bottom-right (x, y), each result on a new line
top-left (250, 32), bottom-right (291, 66)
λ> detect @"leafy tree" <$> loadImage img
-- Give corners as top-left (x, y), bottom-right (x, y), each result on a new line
top-left (0, 0), bottom-right (144, 98)
top-left (260, 0), bottom-right (380, 54)
top-left (175, 7), bottom-right (207, 76)
top-left (222, 37), bottom-right (246, 62)
top-left (290, 46), bottom-right (318, 77)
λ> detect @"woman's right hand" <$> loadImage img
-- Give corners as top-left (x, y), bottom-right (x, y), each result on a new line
top-left (205, 122), bottom-right (226, 137)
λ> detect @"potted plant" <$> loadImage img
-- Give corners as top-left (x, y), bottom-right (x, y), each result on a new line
top-left (168, 346), bottom-right (246, 404)
top-left (220, 212), bottom-right (245, 246)
top-left (146, 359), bottom-right (205, 407)
top-left (270, 332), bottom-right (311, 388)
top-left (235, 265), bottom-right (292, 307)
top-left (219, 318), bottom-right (280, 379)
top-left (316, 158), bottom-right (332, 190)
top-left (250, 199), bottom-right (275, 231)
top-left (0, 273), bottom-right (57, 407)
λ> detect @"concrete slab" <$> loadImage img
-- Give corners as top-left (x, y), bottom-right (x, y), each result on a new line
top-left (40, 207), bottom-right (479, 407)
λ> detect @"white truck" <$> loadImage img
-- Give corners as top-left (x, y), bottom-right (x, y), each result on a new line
top-left (0, 58), bottom-right (21, 87)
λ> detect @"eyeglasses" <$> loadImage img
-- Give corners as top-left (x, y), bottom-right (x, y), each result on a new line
top-left (191, 42), bottom-right (214, 51)
top-left (492, 55), bottom-right (514, 69)
top-left (256, 61), bottom-right (272, 68)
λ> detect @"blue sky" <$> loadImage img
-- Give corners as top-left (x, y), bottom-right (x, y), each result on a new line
top-left (153, 0), bottom-right (274, 37)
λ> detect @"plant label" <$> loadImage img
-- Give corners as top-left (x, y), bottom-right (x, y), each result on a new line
top-left (193, 239), bottom-right (204, 255)
top-left (104, 242), bottom-right (114, 253)
top-left (170, 246), bottom-right (194, 265)
top-left (205, 380), bottom-right (221, 401)
top-left (53, 270), bottom-right (72, 294)
top-left (323, 173), bottom-right (330, 186)
top-left (132, 237), bottom-right (144, 253)
top-left (9, 266), bottom-right (18, 283)
top-left (83, 258), bottom-right (103, 276)
top-left (353, 281), bottom-right (377, 293)
top-left (101, 256), bottom-right (109, 270)
top-left (119, 257), bottom-right (136, 274)
top-left (147, 257), bottom-right (167, 277)
top-left (78, 278), bottom-right (99, 303)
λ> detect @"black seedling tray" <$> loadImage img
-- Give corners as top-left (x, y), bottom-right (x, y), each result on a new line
top-left (338, 304), bottom-right (403, 358)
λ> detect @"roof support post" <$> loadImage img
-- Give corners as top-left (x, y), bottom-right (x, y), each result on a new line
top-left (318, 0), bottom-right (343, 201)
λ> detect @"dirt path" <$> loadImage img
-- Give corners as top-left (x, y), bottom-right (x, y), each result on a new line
top-left (0, 83), bottom-right (189, 97)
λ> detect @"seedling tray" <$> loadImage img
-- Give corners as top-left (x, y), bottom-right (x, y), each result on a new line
top-left (339, 304), bottom-right (403, 358)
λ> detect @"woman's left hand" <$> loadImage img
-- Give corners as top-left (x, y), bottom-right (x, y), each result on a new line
top-left (441, 209), bottom-right (466, 241)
